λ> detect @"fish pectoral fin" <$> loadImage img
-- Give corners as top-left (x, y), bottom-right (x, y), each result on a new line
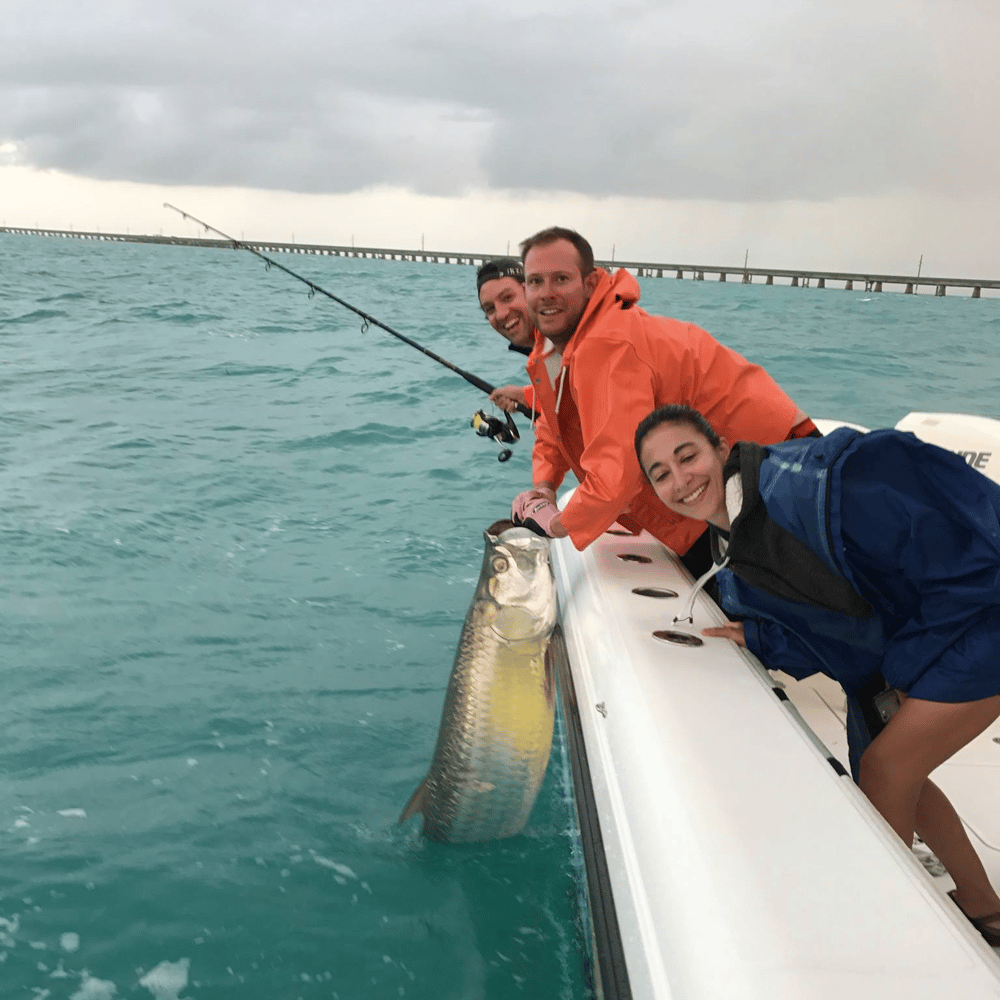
top-left (398, 778), bottom-right (429, 826)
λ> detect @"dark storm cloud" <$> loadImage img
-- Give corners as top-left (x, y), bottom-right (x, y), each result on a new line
top-left (0, 0), bottom-right (993, 202)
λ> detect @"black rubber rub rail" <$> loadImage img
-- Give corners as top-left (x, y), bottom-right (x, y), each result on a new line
top-left (551, 626), bottom-right (633, 1000)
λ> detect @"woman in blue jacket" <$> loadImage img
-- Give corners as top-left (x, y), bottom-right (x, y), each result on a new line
top-left (634, 404), bottom-right (1000, 944)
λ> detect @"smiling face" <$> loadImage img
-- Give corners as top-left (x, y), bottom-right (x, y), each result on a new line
top-left (479, 276), bottom-right (534, 349)
top-left (639, 420), bottom-right (732, 529)
top-left (523, 239), bottom-right (600, 349)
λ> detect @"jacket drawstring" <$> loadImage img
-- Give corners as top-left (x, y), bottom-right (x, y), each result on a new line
top-left (673, 473), bottom-right (742, 623)
top-left (554, 365), bottom-right (568, 415)
top-left (673, 555), bottom-right (731, 625)
top-left (673, 471), bottom-right (742, 623)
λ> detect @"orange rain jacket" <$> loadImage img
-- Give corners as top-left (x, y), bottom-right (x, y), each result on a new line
top-left (526, 269), bottom-right (803, 553)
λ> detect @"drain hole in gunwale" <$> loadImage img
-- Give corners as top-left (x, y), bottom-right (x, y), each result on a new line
top-left (653, 630), bottom-right (704, 647)
top-left (632, 587), bottom-right (678, 598)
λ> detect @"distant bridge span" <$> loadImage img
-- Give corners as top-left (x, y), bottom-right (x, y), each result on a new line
top-left (3, 226), bottom-right (997, 298)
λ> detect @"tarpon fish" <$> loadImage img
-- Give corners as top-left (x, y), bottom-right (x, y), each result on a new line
top-left (399, 520), bottom-right (558, 842)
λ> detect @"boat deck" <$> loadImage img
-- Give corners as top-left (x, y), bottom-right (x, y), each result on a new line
top-left (780, 669), bottom-right (1000, 920)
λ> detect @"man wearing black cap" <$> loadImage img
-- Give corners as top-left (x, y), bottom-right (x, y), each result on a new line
top-left (476, 258), bottom-right (535, 413)
top-left (476, 258), bottom-right (534, 352)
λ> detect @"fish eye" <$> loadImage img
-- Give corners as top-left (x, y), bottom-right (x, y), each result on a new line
top-left (492, 557), bottom-right (509, 573)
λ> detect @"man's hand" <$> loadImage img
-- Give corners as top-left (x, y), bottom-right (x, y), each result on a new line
top-left (511, 490), bottom-right (566, 538)
top-left (532, 482), bottom-right (558, 504)
top-left (701, 621), bottom-right (746, 647)
top-left (489, 385), bottom-right (528, 413)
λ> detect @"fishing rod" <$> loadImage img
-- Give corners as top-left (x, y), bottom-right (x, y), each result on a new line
top-left (163, 204), bottom-right (534, 427)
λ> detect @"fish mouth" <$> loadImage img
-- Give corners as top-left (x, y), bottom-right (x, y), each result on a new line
top-left (487, 518), bottom-right (516, 536)
top-left (486, 521), bottom-right (549, 547)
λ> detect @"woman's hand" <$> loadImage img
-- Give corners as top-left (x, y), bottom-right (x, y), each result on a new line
top-left (702, 621), bottom-right (746, 647)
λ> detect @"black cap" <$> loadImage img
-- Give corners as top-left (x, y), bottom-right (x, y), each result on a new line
top-left (476, 257), bottom-right (524, 292)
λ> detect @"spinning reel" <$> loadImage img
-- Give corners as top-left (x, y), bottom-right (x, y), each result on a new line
top-left (471, 409), bottom-right (520, 462)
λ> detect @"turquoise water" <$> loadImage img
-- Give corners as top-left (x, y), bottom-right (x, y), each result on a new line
top-left (2, 234), bottom-right (998, 999)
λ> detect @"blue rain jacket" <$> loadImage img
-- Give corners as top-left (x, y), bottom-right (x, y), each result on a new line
top-left (714, 427), bottom-right (1000, 701)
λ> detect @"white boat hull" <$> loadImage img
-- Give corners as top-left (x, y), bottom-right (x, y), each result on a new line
top-left (552, 412), bottom-right (1000, 999)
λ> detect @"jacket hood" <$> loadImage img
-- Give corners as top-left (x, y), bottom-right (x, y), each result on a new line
top-left (578, 268), bottom-right (641, 330)
top-left (601, 267), bottom-right (641, 308)
top-left (713, 441), bottom-right (874, 618)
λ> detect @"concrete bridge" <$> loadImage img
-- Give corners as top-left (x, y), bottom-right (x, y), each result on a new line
top-left (627, 263), bottom-right (997, 298)
top-left (3, 225), bottom-right (997, 298)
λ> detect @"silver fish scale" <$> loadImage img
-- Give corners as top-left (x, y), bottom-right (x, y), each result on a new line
top-left (402, 525), bottom-right (557, 842)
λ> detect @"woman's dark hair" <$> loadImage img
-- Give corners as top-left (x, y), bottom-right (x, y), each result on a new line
top-left (634, 405), bottom-right (722, 473)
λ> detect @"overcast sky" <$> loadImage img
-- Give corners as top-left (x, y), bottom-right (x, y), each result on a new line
top-left (2, 0), bottom-right (997, 275)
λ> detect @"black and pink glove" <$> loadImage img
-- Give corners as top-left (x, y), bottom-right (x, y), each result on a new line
top-left (511, 491), bottom-right (559, 537)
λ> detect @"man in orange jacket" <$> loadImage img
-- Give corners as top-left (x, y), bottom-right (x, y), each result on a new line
top-left (503, 231), bottom-right (889, 783)
top-left (509, 227), bottom-right (817, 566)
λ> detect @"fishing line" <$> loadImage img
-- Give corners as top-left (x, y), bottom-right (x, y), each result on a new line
top-left (163, 203), bottom-right (533, 421)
